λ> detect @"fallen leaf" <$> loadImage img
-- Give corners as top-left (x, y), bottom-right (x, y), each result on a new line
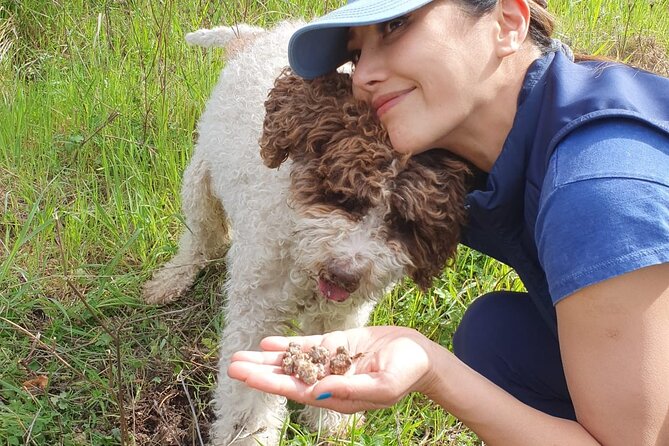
top-left (22, 375), bottom-right (48, 393)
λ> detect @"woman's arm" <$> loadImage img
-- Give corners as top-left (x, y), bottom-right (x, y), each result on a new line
top-left (420, 263), bottom-right (669, 445)
top-left (533, 119), bottom-right (669, 444)
top-left (556, 262), bottom-right (669, 445)
top-left (417, 335), bottom-right (600, 446)
top-left (230, 325), bottom-right (601, 445)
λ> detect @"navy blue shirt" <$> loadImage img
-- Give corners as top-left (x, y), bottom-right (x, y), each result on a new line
top-left (537, 119), bottom-right (669, 303)
top-left (461, 49), bottom-right (669, 335)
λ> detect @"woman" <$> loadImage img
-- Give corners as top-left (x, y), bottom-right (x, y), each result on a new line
top-left (229, 0), bottom-right (669, 444)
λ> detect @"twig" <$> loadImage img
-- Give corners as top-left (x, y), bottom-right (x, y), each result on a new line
top-left (53, 214), bottom-right (129, 445)
top-left (24, 405), bottom-right (41, 445)
top-left (122, 303), bottom-right (204, 326)
top-left (79, 111), bottom-right (120, 148)
top-left (177, 370), bottom-right (205, 446)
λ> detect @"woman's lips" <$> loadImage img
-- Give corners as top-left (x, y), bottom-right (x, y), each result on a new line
top-left (373, 88), bottom-right (414, 118)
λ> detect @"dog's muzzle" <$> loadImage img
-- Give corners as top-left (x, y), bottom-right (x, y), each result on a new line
top-left (318, 261), bottom-right (362, 302)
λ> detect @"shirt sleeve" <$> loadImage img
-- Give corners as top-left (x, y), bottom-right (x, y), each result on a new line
top-left (536, 118), bottom-right (669, 304)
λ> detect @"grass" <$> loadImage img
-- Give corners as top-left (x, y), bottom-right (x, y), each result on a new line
top-left (0, 0), bottom-right (667, 444)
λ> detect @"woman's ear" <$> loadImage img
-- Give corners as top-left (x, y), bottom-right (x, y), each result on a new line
top-left (494, 0), bottom-right (531, 57)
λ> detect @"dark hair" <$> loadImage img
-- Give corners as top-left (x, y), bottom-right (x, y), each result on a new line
top-left (457, 0), bottom-right (555, 52)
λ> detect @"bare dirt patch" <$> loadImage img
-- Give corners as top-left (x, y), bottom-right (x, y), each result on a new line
top-left (131, 364), bottom-right (214, 445)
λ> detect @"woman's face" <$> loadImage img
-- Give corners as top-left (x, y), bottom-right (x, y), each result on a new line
top-left (347, 0), bottom-right (503, 156)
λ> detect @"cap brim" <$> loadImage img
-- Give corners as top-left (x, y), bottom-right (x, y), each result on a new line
top-left (289, 0), bottom-right (434, 79)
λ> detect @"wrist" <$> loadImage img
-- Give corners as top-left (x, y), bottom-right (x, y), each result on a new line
top-left (411, 335), bottom-right (451, 399)
top-left (416, 338), bottom-right (455, 405)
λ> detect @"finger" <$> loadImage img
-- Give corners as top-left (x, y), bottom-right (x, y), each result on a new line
top-left (312, 372), bottom-right (401, 406)
top-left (230, 350), bottom-right (285, 365)
top-left (260, 335), bottom-right (325, 351)
top-left (229, 361), bottom-right (316, 403)
top-left (306, 395), bottom-right (387, 414)
top-left (301, 374), bottom-right (395, 414)
top-left (227, 361), bottom-right (284, 381)
top-left (261, 331), bottom-right (356, 351)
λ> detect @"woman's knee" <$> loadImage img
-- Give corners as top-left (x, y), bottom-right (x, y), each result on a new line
top-left (452, 291), bottom-right (530, 363)
top-left (451, 291), bottom-right (575, 419)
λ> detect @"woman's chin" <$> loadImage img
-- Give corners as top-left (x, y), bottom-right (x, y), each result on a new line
top-left (387, 127), bottom-right (434, 156)
top-left (389, 138), bottom-right (432, 156)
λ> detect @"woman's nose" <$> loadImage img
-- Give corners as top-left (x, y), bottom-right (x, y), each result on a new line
top-left (351, 47), bottom-right (387, 96)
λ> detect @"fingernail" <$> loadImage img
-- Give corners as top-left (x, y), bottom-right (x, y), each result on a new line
top-left (316, 392), bottom-right (332, 401)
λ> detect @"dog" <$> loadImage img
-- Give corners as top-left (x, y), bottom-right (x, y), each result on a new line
top-left (142, 21), bottom-right (472, 445)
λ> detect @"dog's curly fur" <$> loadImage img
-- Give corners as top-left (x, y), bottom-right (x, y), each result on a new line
top-left (262, 70), bottom-right (471, 290)
top-left (143, 21), bottom-right (472, 446)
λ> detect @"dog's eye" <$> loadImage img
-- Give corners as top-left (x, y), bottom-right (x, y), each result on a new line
top-left (386, 214), bottom-right (416, 240)
top-left (324, 192), bottom-right (370, 218)
top-left (343, 197), bottom-right (369, 215)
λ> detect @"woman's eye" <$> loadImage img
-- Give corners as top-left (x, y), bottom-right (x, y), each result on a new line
top-left (383, 16), bottom-right (408, 35)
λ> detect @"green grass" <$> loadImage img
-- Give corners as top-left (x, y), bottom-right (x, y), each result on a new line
top-left (1, 0), bottom-right (667, 444)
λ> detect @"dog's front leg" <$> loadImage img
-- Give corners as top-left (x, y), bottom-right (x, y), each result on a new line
top-left (209, 286), bottom-right (297, 446)
top-left (293, 298), bottom-right (378, 440)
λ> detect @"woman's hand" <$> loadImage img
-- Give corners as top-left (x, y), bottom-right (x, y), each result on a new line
top-left (227, 326), bottom-right (436, 413)
top-left (229, 323), bottom-right (606, 446)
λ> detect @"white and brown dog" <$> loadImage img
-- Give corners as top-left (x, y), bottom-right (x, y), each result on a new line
top-left (143, 21), bottom-right (472, 446)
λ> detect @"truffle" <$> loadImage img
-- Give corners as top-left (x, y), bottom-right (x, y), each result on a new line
top-left (282, 342), bottom-right (358, 384)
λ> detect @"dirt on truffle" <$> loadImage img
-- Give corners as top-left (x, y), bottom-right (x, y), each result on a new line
top-left (282, 342), bottom-right (361, 384)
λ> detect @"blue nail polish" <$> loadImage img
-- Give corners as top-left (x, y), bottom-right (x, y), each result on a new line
top-left (316, 392), bottom-right (332, 401)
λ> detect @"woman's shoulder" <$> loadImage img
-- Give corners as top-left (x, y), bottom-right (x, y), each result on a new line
top-left (536, 118), bottom-right (669, 303)
top-left (544, 118), bottom-right (669, 191)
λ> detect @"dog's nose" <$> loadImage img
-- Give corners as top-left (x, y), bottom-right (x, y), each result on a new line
top-left (325, 260), bottom-right (361, 293)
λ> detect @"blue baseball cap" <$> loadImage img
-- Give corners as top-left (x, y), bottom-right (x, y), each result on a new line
top-left (288, 0), bottom-right (435, 79)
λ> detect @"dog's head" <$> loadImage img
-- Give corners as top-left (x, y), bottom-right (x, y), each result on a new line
top-left (260, 70), bottom-right (473, 302)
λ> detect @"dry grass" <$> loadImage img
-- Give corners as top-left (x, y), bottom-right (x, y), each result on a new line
top-left (617, 34), bottom-right (669, 76)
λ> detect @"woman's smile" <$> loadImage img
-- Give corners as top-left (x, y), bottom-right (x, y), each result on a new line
top-left (372, 87), bottom-right (416, 118)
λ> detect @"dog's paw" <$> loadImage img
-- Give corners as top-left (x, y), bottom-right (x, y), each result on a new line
top-left (296, 406), bottom-right (365, 438)
top-left (141, 266), bottom-right (196, 304)
top-left (142, 283), bottom-right (183, 305)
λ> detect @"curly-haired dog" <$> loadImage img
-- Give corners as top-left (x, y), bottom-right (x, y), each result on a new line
top-left (143, 21), bottom-right (472, 446)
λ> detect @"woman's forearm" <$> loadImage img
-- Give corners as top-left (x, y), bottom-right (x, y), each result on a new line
top-left (419, 341), bottom-right (600, 446)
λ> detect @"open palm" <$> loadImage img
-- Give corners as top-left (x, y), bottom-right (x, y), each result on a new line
top-left (228, 326), bottom-right (435, 414)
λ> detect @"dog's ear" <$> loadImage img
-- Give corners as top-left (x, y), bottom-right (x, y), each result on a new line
top-left (260, 69), bottom-right (353, 168)
top-left (387, 151), bottom-right (473, 289)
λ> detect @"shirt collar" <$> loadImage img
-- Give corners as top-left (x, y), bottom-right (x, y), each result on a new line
top-left (464, 50), bottom-right (557, 229)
